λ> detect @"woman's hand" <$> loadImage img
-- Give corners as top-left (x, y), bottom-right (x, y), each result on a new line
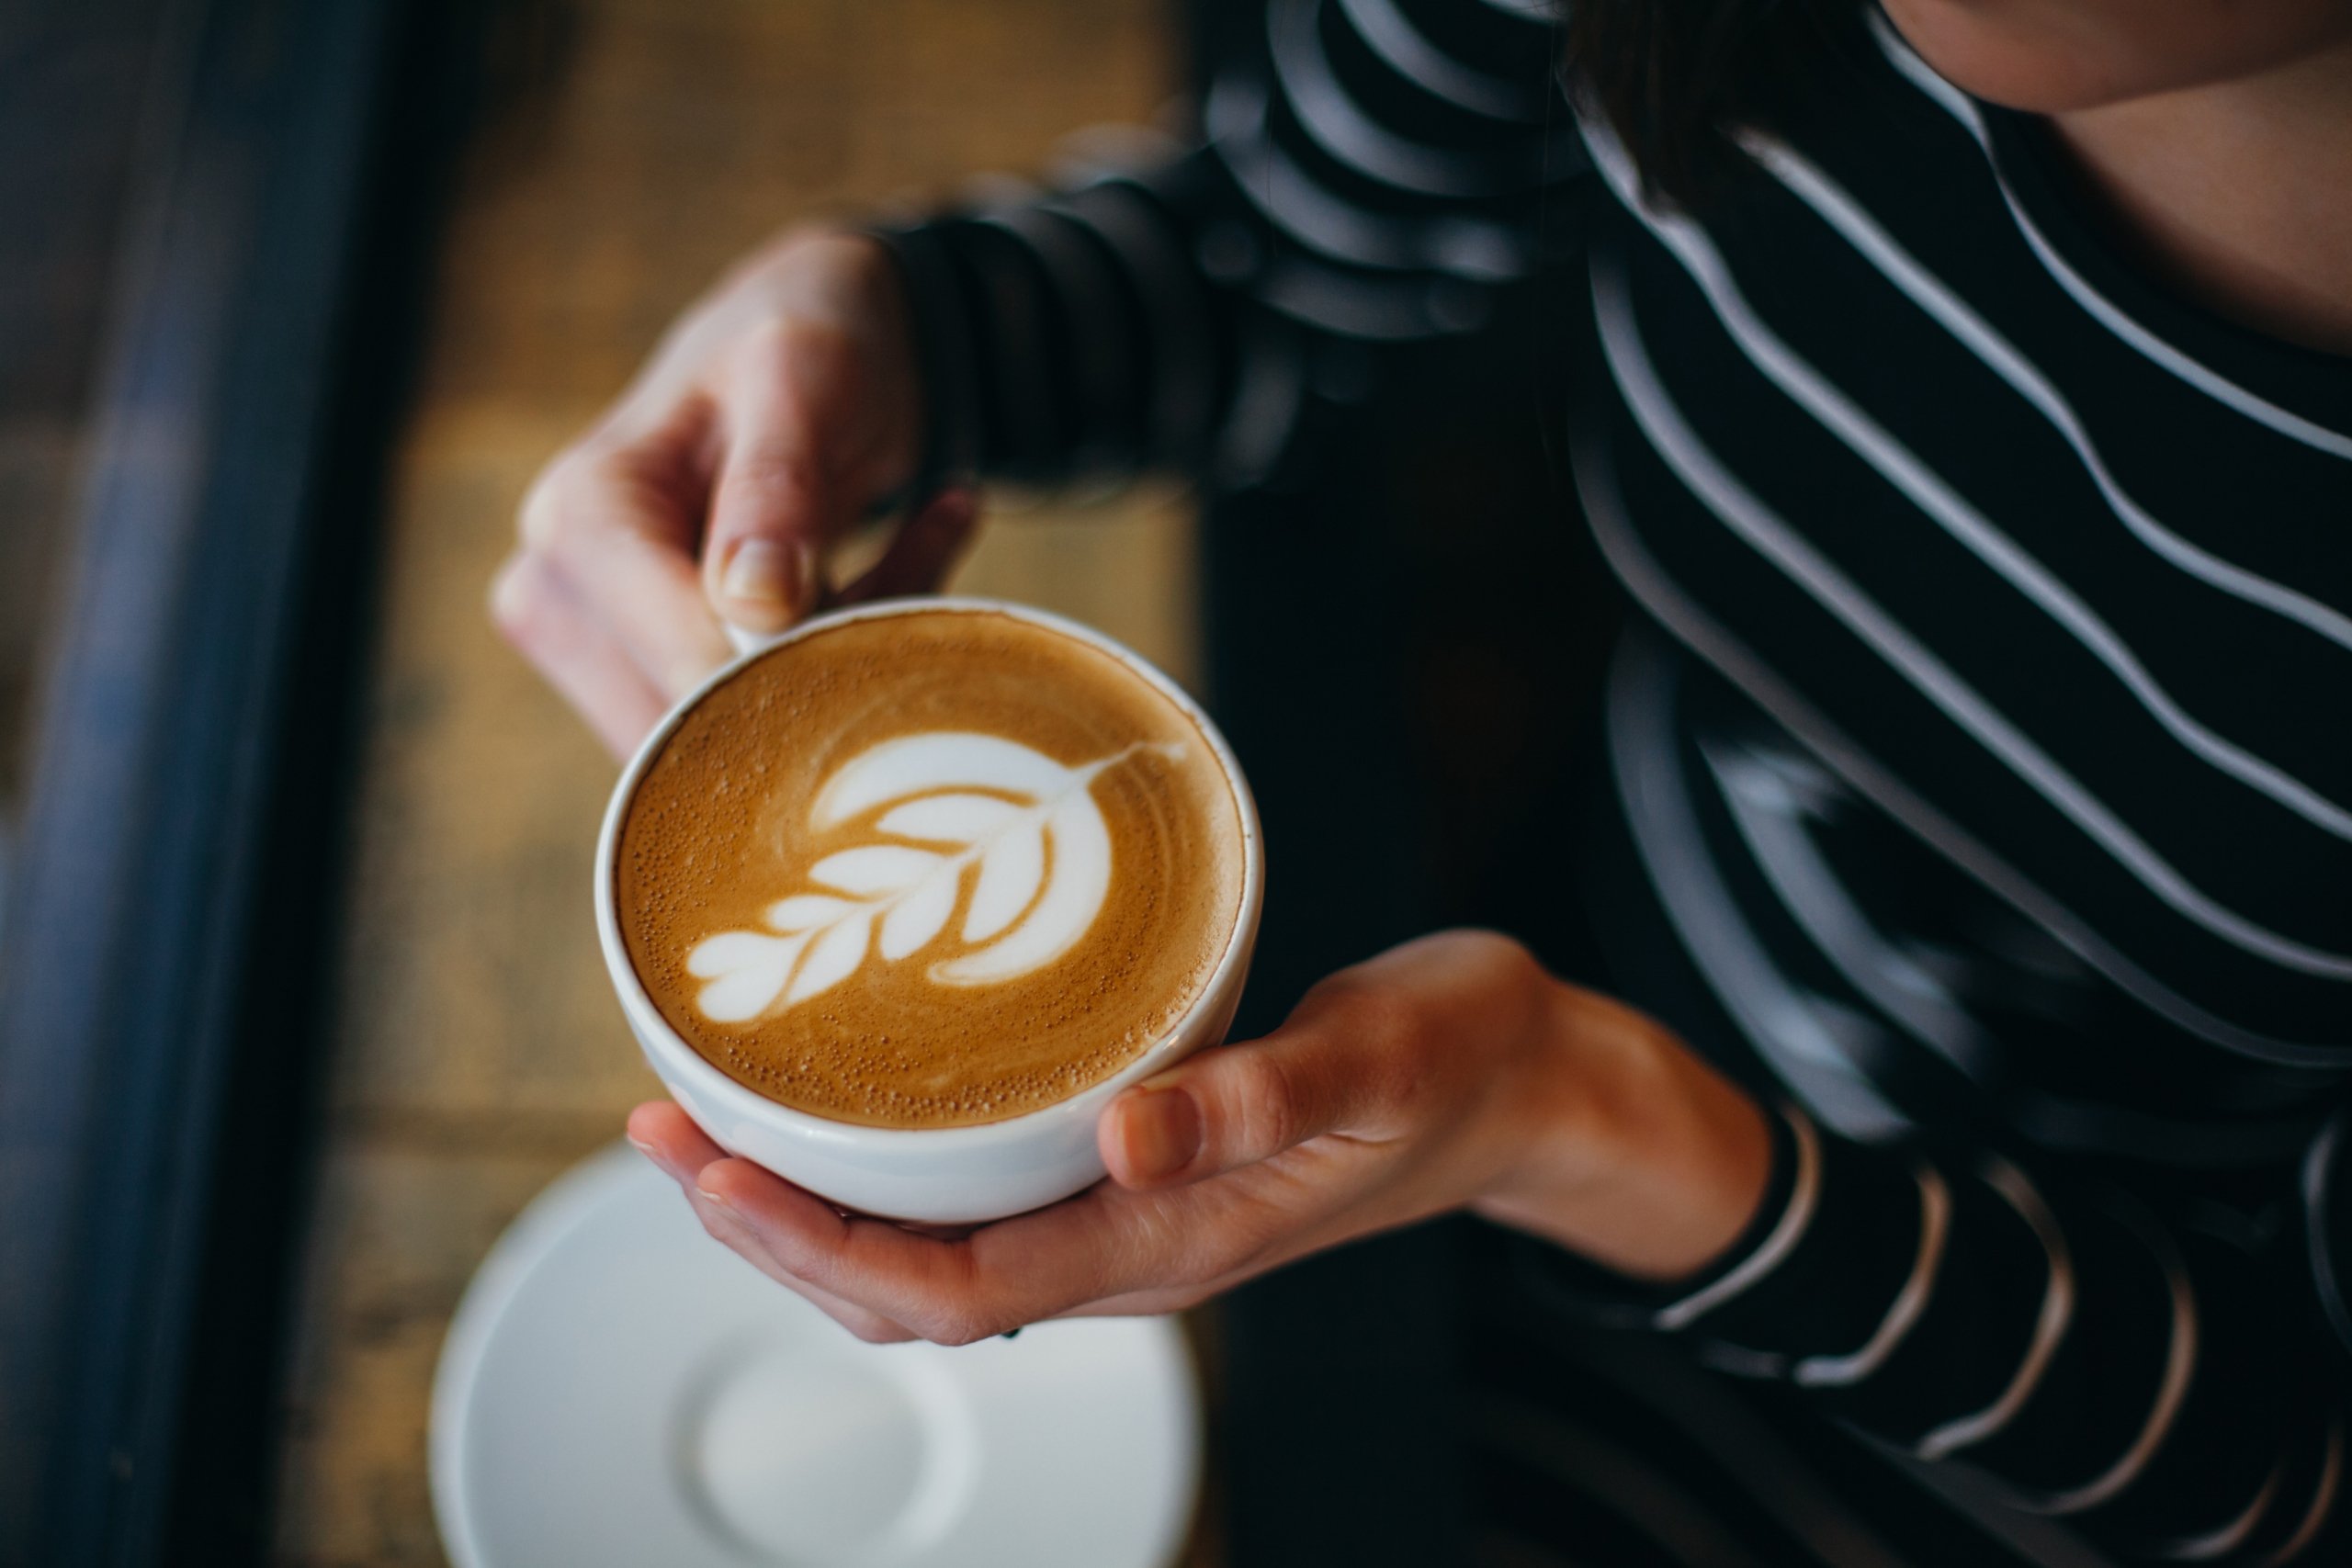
top-left (491, 229), bottom-right (977, 758)
top-left (628, 930), bottom-right (1775, 1345)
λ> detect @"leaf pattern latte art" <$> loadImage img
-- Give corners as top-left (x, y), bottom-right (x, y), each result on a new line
top-left (684, 732), bottom-right (1179, 1023)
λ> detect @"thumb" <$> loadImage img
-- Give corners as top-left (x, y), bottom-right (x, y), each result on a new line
top-left (1101, 1021), bottom-right (1383, 1190)
top-left (703, 330), bottom-right (861, 635)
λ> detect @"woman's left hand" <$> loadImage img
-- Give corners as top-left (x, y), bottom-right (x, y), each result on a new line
top-left (628, 930), bottom-right (1774, 1345)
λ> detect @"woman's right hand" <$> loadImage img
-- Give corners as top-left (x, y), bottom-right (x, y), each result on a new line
top-left (492, 229), bottom-right (976, 758)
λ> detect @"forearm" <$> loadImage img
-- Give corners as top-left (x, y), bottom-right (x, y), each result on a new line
top-left (870, 0), bottom-right (1587, 494)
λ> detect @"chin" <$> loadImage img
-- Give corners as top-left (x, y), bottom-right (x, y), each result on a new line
top-left (1877, 0), bottom-right (2352, 112)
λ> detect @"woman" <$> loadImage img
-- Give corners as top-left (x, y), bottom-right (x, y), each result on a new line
top-left (492, 0), bottom-right (2352, 1560)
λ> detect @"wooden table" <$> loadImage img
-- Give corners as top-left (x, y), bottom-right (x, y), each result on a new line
top-left (268, 3), bottom-right (1212, 1560)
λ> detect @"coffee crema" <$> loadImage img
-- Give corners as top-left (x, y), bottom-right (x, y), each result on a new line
top-left (616, 609), bottom-right (1246, 1129)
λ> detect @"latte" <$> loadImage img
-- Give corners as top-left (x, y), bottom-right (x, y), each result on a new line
top-left (615, 607), bottom-right (1248, 1130)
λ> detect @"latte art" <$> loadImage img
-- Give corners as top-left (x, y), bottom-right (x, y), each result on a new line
top-left (615, 608), bottom-right (1248, 1130)
top-left (686, 733), bottom-right (1182, 1021)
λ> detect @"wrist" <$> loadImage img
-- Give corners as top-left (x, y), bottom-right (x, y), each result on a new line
top-left (1473, 984), bottom-right (1774, 1284)
top-left (744, 229), bottom-right (925, 499)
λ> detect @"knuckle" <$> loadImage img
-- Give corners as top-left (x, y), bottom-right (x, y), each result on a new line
top-left (1225, 1050), bottom-right (1304, 1158)
top-left (1205, 1192), bottom-right (1292, 1278)
top-left (487, 559), bottom-right (540, 644)
top-left (923, 1310), bottom-right (993, 1348)
top-left (847, 1314), bottom-right (910, 1346)
top-left (1333, 976), bottom-right (1421, 1055)
top-left (726, 441), bottom-right (821, 504)
top-left (1217, 1231), bottom-right (1279, 1281)
top-left (734, 313), bottom-right (862, 407)
top-left (1464, 929), bottom-right (1544, 995)
top-left (521, 446), bottom-right (635, 556)
top-left (1295, 969), bottom-right (1390, 1042)
top-left (1149, 1207), bottom-right (1233, 1287)
top-left (748, 310), bottom-right (854, 371)
top-left (517, 461), bottom-right (582, 552)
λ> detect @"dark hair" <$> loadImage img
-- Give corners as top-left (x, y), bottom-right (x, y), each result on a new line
top-left (1560, 0), bottom-right (1853, 207)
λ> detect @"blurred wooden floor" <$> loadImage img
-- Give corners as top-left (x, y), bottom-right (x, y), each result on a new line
top-left (269, 1), bottom-right (1205, 1562)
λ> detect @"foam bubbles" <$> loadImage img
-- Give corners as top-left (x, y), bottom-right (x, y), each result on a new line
top-left (614, 610), bottom-right (1246, 1128)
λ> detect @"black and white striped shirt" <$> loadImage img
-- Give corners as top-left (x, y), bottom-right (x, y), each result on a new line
top-left (875, 3), bottom-right (2352, 1562)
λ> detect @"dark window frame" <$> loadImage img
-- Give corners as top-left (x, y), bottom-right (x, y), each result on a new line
top-left (0, 0), bottom-right (477, 1561)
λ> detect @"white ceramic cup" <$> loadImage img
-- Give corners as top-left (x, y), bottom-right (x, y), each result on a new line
top-left (595, 596), bottom-right (1263, 1224)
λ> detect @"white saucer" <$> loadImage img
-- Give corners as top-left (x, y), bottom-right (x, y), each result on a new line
top-left (431, 1145), bottom-right (1201, 1568)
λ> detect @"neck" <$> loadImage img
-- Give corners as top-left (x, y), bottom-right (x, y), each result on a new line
top-left (2049, 39), bottom-right (2352, 355)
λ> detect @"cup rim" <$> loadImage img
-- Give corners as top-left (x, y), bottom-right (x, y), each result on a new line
top-left (594, 594), bottom-right (1264, 1154)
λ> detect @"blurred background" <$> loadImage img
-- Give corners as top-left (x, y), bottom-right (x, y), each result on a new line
top-left (261, 3), bottom-right (1198, 1562)
top-left (0, 0), bottom-right (1590, 1562)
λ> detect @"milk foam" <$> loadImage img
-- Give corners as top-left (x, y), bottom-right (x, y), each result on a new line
top-left (616, 606), bottom-right (1247, 1129)
top-left (685, 730), bottom-right (1182, 1023)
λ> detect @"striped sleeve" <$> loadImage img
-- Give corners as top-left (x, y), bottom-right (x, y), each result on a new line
top-left (851, 3), bottom-right (2352, 1563)
top-left (870, 0), bottom-right (1580, 493)
top-left (1544, 9), bottom-right (2352, 1559)
top-left (1562, 1107), bottom-right (2352, 1565)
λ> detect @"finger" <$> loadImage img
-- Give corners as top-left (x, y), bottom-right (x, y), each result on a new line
top-left (1101, 1017), bottom-right (1393, 1190)
top-left (702, 322), bottom-right (864, 636)
top-left (490, 554), bottom-right (672, 759)
top-left (1010, 1158), bottom-right (1404, 1324)
top-left (693, 1159), bottom-right (997, 1340)
top-left (686, 1186), bottom-right (917, 1344)
top-left (520, 438), bottom-right (733, 701)
top-left (628, 1107), bottom-right (938, 1341)
top-left (694, 1156), bottom-right (1203, 1344)
top-left (626, 1100), bottom-right (729, 1184)
top-left (630, 1101), bottom-right (870, 1231)
top-left (627, 1105), bottom-right (916, 1342)
top-left (829, 490), bottom-right (979, 607)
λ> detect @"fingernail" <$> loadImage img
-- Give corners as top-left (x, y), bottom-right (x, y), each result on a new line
top-left (696, 1183), bottom-right (734, 1213)
top-left (1123, 1083), bottom-right (1201, 1183)
top-left (721, 538), bottom-right (811, 615)
top-left (628, 1135), bottom-right (658, 1159)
